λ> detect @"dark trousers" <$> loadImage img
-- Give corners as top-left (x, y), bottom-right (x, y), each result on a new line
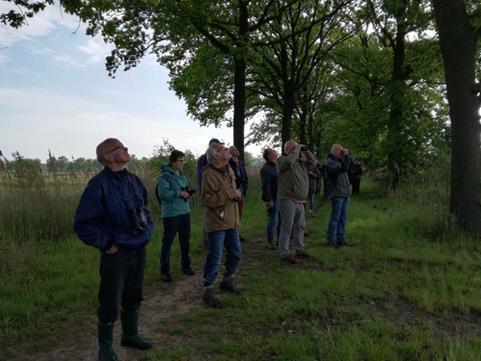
top-left (352, 179), bottom-right (361, 194)
top-left (160, 213), bottom-right (191, 274)
top-left (97, 247), bottom-right (146, 324)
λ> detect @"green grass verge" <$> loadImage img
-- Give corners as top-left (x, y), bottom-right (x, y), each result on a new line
top-left (0, 181), bottom-right (266, 360)
top-left (142, 179), bottom-right (481, 361)
top-left (3, 179), bottom-right (481, 360)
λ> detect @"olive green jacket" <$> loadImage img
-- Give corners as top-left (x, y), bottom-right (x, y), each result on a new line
top-left (277, 148), bottom-right (316, 201)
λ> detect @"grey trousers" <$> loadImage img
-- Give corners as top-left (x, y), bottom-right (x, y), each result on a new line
top-left (278, 199), bottom-right (305, 258)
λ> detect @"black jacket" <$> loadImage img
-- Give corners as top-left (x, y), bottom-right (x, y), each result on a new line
top-left (324, 154), bottom-right (351, 199)
top-left (260, 160), bottom-right (278, 202)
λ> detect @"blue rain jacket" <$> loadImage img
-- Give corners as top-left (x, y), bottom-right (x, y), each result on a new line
top-left (74, 167), bottom-right (154, 251)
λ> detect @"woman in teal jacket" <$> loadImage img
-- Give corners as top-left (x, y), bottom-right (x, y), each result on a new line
top-left (157, 150), bottom-right (195, 282)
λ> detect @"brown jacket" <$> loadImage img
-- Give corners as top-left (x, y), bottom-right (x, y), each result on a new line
top-left (202, 164), bottom-right (240, 232)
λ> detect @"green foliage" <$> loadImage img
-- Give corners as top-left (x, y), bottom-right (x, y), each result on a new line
top-left (0, 0), bottom-right (54, 28)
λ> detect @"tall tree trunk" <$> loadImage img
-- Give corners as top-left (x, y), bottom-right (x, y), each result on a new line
top-left (233, 57), bottom-right (246, 161)
top-left (298, 107), bottom-right (307, 145)
top-left (433, 0), bottom-right (481, 233)
top-left (386, 30), bottom-right (406, 190)
top-left (233, 0), bottom-right (248, 161)
top-left (281, 83), bottom-right (295, 147)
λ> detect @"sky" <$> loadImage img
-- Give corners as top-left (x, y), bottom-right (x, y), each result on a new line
top-left (0, 4), bottom-right (262, 161)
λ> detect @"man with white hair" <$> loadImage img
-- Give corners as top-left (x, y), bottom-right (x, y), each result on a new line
top-left (324, 143), bottom-right (352, 247)
top-left (201, 145), bottom-right (242, 308)
top-left (74, 138), bottom-right (153, 361)
top-left (277, 139), bottom-right (316, 263)
top-left (197, 138), bottom-right (225, 247)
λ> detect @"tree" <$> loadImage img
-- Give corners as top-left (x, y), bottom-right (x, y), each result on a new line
top-left (250, 0), bottom-right (352, 146)
top-left (363, 0), bottom-right (434, 188)
top-left (432, 0), bottom-right (481, 233)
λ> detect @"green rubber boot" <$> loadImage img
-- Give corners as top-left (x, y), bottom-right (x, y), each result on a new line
top-left (98, 323), bottom-right (118, 361)
top-left (120, 310), bottom-right (152, 350)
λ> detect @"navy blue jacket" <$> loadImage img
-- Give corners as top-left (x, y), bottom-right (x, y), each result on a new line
top-left (74, 167), bottom-right (154, 251)
top-left (229, 158), bottom-right (249, 196)
top-left (196, 154), bottom-right (208, 192)
top-left (260, 160), bottom-right (277, 202)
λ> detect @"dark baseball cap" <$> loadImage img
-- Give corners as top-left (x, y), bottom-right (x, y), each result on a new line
top-left (208, 138), bottom-right (224, 145)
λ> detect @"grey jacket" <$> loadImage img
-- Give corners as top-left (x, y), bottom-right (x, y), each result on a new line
top-left (277, 148), bottom-right (316, 201)
top-left (324, 154), bottom-right (351, 199)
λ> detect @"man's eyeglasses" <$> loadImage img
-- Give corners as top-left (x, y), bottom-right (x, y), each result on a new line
top-left (105, 145), bottom-right (127, 154)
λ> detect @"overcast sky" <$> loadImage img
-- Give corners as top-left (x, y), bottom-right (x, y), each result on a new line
top-left (0, 4), bottom-right (263, 161)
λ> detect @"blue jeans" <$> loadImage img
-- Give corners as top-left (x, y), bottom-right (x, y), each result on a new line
top-left (326, 197), bottom-right (349, 243)
top-left (309, 191), bottom-right (315, 211)
top-left (266, 200), bottom-right (280, 244)
top-left (203, 228), bottom-right (241, 286)
top-left (160, 213), bottom-right (191, 274)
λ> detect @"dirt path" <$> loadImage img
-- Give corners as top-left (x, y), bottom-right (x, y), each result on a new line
top-left (16, 263), bottom-right (206, 361)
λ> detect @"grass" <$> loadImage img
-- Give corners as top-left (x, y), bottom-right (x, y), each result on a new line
top-left (0, 170), bottom-right (266, 360)
top-left (141, 178), bottom-right (481, 361)
top-left (2, 175), bottom-right (481, 360)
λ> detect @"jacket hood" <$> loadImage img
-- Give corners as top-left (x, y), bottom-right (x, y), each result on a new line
top-left (161, 163), bottom-right (176, 176)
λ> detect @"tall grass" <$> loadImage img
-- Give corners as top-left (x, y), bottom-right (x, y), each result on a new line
top-left (0, 164), bottom-right (264, 360)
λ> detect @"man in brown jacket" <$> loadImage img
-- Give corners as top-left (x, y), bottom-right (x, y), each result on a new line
top-left (201, 144), bottom-right (242, 308)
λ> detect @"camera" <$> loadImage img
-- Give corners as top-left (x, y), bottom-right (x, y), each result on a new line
top-left (130, 206), bottom-right (147, 232)
top-left (181, 187), bottom-right (196, 201)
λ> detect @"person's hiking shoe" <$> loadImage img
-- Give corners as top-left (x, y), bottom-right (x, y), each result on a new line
top-left (280, 254), bottom-right (297, 264)
top-left (120, 310), bottom-right (152, 350)
top-left (326, 240), bottom-right (339, 248)
top-left (160, 273), bottom-right (173, 282)
top-left (182, 267), bottom-right (195, 276)
top-left (203, 286), bottom-right (222, 309)
top-left (220, 278), bottom-right (241, 294)
top-left (337, 240), bottom-right (351, 247)
top-left (295, 251), bottom-right (310, 259)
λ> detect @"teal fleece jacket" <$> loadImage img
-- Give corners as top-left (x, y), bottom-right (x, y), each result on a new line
top-left (156, 164), bottom-right (191, 218)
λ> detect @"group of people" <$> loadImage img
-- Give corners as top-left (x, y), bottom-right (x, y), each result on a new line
top-left (73, 137), bottom-right (360, 361)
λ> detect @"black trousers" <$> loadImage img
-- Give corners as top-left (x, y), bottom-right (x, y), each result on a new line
top-left (160, 213), bottom-right (191, 274)
top-left (97, 247), bottom-right (146, 324)
top-left (352, 179), bottom-right (361, 194)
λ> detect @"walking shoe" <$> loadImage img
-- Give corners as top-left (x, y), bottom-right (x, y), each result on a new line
top-left (182, 267), bottom-right (195, 276)
top-left (220, 278), bottom-right (241, 294)
top-left (325, 240), bottom-right (338, 248)
top-left (160, 273), bottom-right (172, 282)
top-left (266, 242), bottom-right (275, 250)
top-left (337, 240), bottom-right (351, 247)
top-left (280, 254), bottom-right (297, 264)
top-left (203, 286), bottom-right (222, 309)
top-left (295, 251), bottom-right (310, 259)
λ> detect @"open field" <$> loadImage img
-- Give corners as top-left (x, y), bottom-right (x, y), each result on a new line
top-left (2, 176), bottom-right (481, 360)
